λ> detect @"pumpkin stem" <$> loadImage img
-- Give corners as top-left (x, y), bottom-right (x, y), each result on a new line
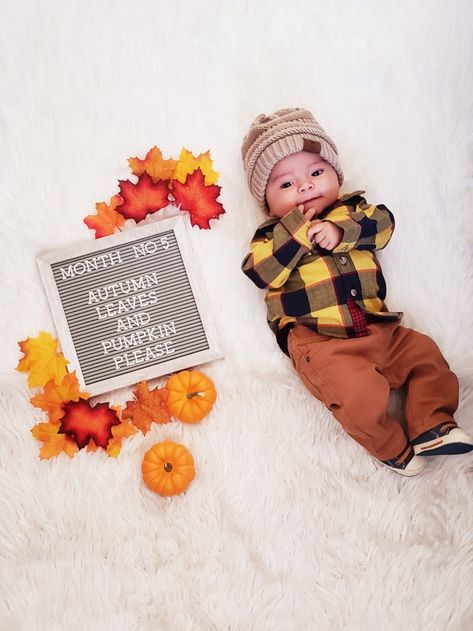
top-left (186, 391), bottom-right (204, 399)
top-left (164, 462), bottom-right (173, 473)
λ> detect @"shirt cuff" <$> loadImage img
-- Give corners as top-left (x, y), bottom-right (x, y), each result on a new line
top-left (280, 208), bottom-right (312, 250)
top-left (330, 217), bottom-right (362, 253)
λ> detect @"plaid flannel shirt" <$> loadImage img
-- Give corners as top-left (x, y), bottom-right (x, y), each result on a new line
top-left (241, 191), bottom-right (402, 354)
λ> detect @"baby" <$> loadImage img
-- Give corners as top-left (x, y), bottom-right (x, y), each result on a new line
top-left (241, 107), bottom-right (472, 476)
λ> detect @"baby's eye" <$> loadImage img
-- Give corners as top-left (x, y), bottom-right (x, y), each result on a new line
top-left (280, 181), bottom-right (292, 189)
top-left (311, 169), bottom-right (323, 177)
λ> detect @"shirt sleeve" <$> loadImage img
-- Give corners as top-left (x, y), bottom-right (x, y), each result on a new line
top-left (328, 198), bottom-right (395, 254)
top-left (241, 207), bottom-right (312, 289)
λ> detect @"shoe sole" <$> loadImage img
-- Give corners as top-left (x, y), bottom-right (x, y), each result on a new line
top-left (382, 458), bottom-right (426, 476)
top-left (386, 466), bottom-right (424, 477)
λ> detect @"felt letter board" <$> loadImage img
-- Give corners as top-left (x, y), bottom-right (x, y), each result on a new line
top-left (37, 216), bottom-right (222, 396)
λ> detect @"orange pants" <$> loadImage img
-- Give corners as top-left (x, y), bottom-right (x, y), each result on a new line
top-left (287, 322), bottom-right (459, 461)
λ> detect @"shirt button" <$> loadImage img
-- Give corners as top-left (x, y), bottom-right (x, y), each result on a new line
top-left (340, 256), bottom-right (347, 265)
top-left (350, 289), bottom-right (358, 297)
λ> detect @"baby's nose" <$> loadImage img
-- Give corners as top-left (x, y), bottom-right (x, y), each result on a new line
top-left (298, 180), bottom-right (314, 193)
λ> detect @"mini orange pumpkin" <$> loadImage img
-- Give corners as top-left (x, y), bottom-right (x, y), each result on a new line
top-left (142, 441), bottom-right (195, 496)
top-left (165, 370), bottom-right (216, 423)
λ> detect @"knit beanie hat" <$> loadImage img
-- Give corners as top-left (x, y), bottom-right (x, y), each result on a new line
top-left (241, 107), bottom-right (344, 207)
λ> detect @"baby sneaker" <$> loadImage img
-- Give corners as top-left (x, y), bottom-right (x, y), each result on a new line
top-left (413, 421), bottom-right (473, 456)
top-left (381, 444), bottom-right (426, 477)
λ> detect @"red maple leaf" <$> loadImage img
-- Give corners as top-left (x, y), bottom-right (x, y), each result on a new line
top-left (116, 173), bottom-right (170, 222)
top-left (172, 168), bottom-right (225, 229)
top-left (59, 400), bottom-right (120, 449)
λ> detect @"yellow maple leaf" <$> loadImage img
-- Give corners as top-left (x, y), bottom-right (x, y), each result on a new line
top-left (174, 148), bottom-right (219, 186)
top-left (17, 332), bottom-right (68, 388)
top-left (128, 146), bottom-right (177, 182)
top-left (31, 422), bottom-right (78, 460)
top-left (30, 372), bottom-right (89, 424)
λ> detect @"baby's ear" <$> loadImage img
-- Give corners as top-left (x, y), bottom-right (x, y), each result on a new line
top-left (303, 139), bottom-right (321, 154)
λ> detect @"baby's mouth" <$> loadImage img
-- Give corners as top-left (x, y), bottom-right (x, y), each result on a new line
top-left (301, 196), bottom-right (321, 210)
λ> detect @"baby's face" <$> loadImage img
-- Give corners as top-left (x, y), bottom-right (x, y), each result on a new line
top-left (265, 151), bottom-right (340, 219)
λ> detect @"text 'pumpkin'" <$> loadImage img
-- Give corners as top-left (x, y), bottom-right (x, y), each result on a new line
top-left (165, 370), bottom-right (216, 423)
top-left (142, 441), bottom-right (195, 496)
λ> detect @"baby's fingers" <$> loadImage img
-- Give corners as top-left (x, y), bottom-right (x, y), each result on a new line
top-left (307, 222), bottom-right (323, 240)
top-left (307, 225), bottom-right (320, 241)
top-left (303, 207), bottom-right (318, 222)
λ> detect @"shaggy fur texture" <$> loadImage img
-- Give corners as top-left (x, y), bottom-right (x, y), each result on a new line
top-left (1, 1), bottom-right (473, 629)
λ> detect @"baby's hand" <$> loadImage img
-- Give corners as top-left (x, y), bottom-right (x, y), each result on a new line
top-left (308, 220), bottom-right (343, 250)
top-left (297, 204), bottom-right (318, 222)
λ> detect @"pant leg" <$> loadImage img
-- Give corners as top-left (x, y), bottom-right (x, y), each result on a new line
top-left (287, 324), bottom-right (409, 461)
top-left (380, 325), bottom-right (459, 440)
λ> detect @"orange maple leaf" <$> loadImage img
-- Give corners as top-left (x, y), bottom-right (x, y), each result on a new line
top-left (116, 173), bottom-right (170, 222)
top-left (87, 439), bottom-right (99, 452)
top-left (172, 168), bottom-right (225, 229)
top-left (174, 148), bottom-right (219, 185)
top-left (121, 381), bottom-right (171, 433)
top-left (106, 420), bottom-right (138, 458)
top-left (17, 332), bottom-right (68, 388)
top-left (59, 400), bottom-right (120, 449)
top-left (128, 146), bottom-right (177, 182)
top-left (84, 194), bottom-right (125, 238)
top-left (30, 372), bottom-right (89, 424)
top-left (31, 422), bottom-right (78, 460)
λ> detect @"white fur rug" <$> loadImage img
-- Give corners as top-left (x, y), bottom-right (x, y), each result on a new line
top-left (1, 2), bottom-right (473, 629)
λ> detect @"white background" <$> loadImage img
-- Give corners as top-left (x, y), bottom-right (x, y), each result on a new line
top-left (1, 2), bottom-right (473, 629)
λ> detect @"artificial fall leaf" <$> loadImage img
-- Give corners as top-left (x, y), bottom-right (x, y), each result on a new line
top-left (174, 148), bottom-right (219, 186)
top-left (17, 332), bottom-right (68, 388)
top-left (30, 372), bottom-right (89, 424)
top-left (59, 399), bottom-right (120, 449)
top-left (128, 146), bottom-right (177, 182)
top-left (84, 194), bottom-right (125, 238)
top-left (172, 168), bottom-right (225, 229)
top-left (106, 421), bottom-right (138, 458)
top-left (116, 173), bottom-right (170, 222)
top-left (31, 422), bottom-right (78, 460)
top-left (121, 381), bottom-right (171, 434)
